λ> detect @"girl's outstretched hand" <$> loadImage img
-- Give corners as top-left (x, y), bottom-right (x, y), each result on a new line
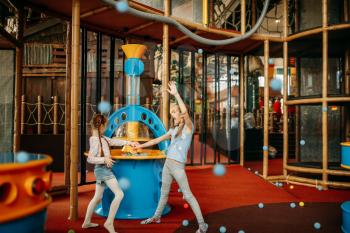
top-left (128, 141), bottom-right (140, 147)
top-left (104, 157), bottom-right (115, 168)
top-left (167, 81), bottom-right (178, 96)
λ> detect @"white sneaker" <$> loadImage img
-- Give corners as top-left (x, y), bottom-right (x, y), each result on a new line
top-left (140, 217), bottom-right (161, 225)
top-left (196, 223), bottom-right (208, 233)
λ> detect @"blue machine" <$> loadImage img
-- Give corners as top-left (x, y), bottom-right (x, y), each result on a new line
top-left (95, 44), bottom-right (171, 219)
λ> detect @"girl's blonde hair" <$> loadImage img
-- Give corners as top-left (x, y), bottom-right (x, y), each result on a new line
top-left (169, 103), bottom-right (185, 138)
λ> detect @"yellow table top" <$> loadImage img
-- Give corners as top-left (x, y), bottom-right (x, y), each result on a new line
top-left (84, 149), bottom-right (166, 160)
top-left (341, 142), bottom-right (350, 146)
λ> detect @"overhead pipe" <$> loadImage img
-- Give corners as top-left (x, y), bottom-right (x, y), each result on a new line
top-left (102, 0), bottom-right (270, 46)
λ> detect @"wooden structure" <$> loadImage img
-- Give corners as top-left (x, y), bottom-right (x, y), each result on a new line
top-left (0, 0), bottom-right (348, 221)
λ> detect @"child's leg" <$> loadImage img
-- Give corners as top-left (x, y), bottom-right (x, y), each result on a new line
top-left (153, 163), bottom-right (173, 219)
top-left (103, 178), bottom-right (124, 233)
top-left (141, 163), bottom-right (173, 224)
top-left (82, 183), bottom-right (104, 228)
top-left (172, 166), bottom-right (207, 231)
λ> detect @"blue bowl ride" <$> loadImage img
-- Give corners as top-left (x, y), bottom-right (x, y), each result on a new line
top-left (342, 201), bottom-right (350, 233)
top-left (95, 105), bottom-right (171, 219)
top-left (341, 142), bottom-right (350, 169)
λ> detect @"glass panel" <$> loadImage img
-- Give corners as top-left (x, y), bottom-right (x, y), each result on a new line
top-left (172, 0), bottom-right (194, 22)
top-left (328, 58), bottom-right (343, 96)
top-left (299, 58), bottom-right (322, 97)
top-left (299, 105), bottom-right (322, 163)
top-left (205, 54), bottom-right (215, 164)
top-left (328, 105), bottom-right (342, 163)
top-left (135, 0), bottom-right (164, 10)
top-left (192, 52), bottom-right (203, 164)
top-left (230, 56), bottom-right (240, 162)
top-left (299, 0), bottom-right (322, 31)
top-left (217, 56), bottom-right (230, 164)
top-left (86, 31), bottom-right (98, 183)
top-left (0, 50), bottom-right (14, 152)
top-left (113, 39), bottom-right (124, 109)
top-left (101, 35), bottom-right (111, 101)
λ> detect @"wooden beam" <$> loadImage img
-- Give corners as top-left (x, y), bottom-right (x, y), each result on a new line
top-left (0, 26), bottom-right (21, 47)
top-left (125, 21), bottom-right (156, 35)
top-left (24, 18), bottom-right (62, 37)
top-left (170, 31), bottom-right (204, 46)
top-left (81, 6), bottom-right (112, 18)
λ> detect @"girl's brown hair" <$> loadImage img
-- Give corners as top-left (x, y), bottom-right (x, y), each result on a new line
top-left (91, 114), bottom-right (108, 157)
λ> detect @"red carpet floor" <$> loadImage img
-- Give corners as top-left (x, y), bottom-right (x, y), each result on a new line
top-left (46, 165), bottom-right (350, 233)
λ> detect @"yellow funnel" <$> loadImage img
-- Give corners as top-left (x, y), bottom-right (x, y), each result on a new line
top-left (122, 44), bottom-right (147, 59)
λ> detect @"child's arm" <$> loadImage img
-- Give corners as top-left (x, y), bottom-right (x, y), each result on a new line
top-left (87, 137), bottom-right (105, 164)
top-left (105, 136), bottom-right (140, 147)
top-left (168, 81), bottom-right (193, 133)
top-left (136, 132), bottom-right (171, 149)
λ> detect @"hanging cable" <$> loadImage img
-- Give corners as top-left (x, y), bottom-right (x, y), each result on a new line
top-left (102, 0), bottom-right (270, 46)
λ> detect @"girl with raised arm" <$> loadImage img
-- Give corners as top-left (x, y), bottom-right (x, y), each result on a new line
top-left (137, 81), bottom-right (208, 233)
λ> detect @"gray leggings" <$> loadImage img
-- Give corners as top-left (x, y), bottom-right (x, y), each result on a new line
top-left (154, 158), bottom-right (205, 224)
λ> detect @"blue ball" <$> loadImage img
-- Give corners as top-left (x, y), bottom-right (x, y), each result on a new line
top-left (300, 140), bottom-right (305, 146)
top-left (116, 1), bottom-right (129, 13)
top-left (182, 219), bottom-right (189, 226)
top-left (258, 203), bottom-right (264, 208)
top-left (270, 79), bottom-right (282, 91)
top-left (16, 151), bottom-right (29, 163)
top-left (263, 146), bottom-right (268, 151)
top-left (213, 164), bottom-right (226, 176)
top-left (238, 230), bottom-right (245, 233)
top-left (118, 177), bottom-right (130, 190)
top-left (268, 58), bottom-right (274, 64)
top-left (198, 48), bottom-right (203, 54)
top-left (98, 101), bottom-right (112, 114)
top-left (219, 226), bottom-right (227, 233)
top-left (314, 222), bottom-right (321, 229)
top-left (290, 202), bottom-right (296, 208)
top-left (229, 69), bottom-right (235, 75)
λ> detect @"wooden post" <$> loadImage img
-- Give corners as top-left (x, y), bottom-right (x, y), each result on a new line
top-left (239, 55), bottom-right (245, 166)
top-left (161, 0), bottom-right (170, 130)
top-left (53, 96), bottom-right (58, 134)
top-left (69, 0), bottom-right (80, 221)
top-left (321, 0), bottom-right (328, 189)
top-left (13, 6), bottom-right (24, 152)
top-left (345, 48), bottom-right (350, 141)
top-left (114, 97), bottom-right (120, 111)
top-left (241, 0), bottom-right (246, 34)
top-left (282, 0), bottom-right (289, 176)
top-left (145, 97), bottom-right (151, 109)
top-left (21, 95), bottom-right (25, 134)
top-left (345, 0), bottom-right (349, 22)
top-left (37, 96), bottom-right (42, 135)
top-left (263, 40), bottom-right (269, 178)
top-left (64, 21), bottom-right (72, 188)
top-left (202, 0), bottom-right (209, 26)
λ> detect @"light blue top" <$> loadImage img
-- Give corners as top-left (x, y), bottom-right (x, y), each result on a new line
top-left (166, 124), bottom-right (194, 164)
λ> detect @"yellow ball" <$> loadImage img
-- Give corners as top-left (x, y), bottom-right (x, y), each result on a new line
top-left (289, 185), bottom-right (294, 189)
top-left (299, 202), bottom-right (305, 207)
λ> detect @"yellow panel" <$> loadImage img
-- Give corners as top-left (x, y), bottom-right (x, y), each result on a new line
top-left (121, 44), bottom-right (147, 59)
